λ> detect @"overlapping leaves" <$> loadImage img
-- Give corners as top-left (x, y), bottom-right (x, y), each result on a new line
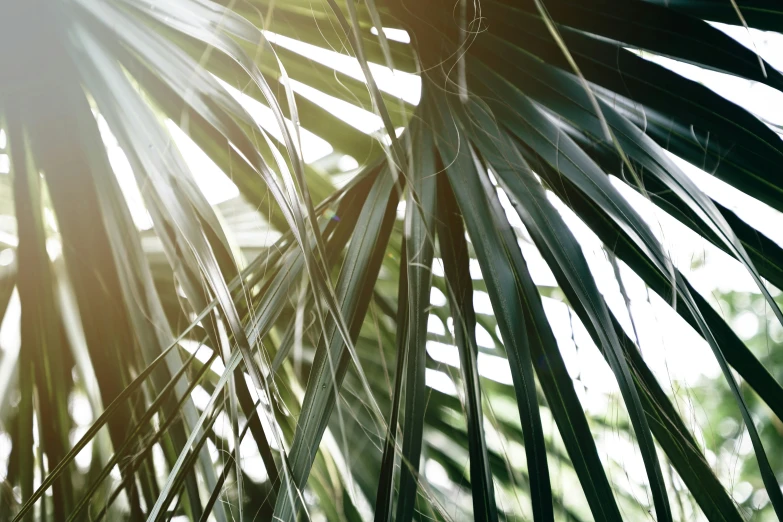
top-left (1, 0), bottom-right (782, 520)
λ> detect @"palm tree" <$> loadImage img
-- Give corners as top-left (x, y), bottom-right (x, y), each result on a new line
top-left (1, 0), bottom-right (782, 520)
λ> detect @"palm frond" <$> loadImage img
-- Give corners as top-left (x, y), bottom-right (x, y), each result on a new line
top-left (1, 0), bottom-right (782, 520)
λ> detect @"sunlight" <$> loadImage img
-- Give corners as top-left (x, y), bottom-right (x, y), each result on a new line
top-left (371, 27), bottom-right (411, 44)
top-left (263, 30), bottom-right (421, 105)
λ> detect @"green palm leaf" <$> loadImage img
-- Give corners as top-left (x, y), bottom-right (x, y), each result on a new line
top-left (1, 0), bottom-right (782, 520)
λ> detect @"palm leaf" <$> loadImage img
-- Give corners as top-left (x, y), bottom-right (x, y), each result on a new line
top-left (1, 0), bottom-right (782, 520)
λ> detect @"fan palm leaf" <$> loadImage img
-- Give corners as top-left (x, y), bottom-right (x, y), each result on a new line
top-left (1, 0), bottom-right (782, 520)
